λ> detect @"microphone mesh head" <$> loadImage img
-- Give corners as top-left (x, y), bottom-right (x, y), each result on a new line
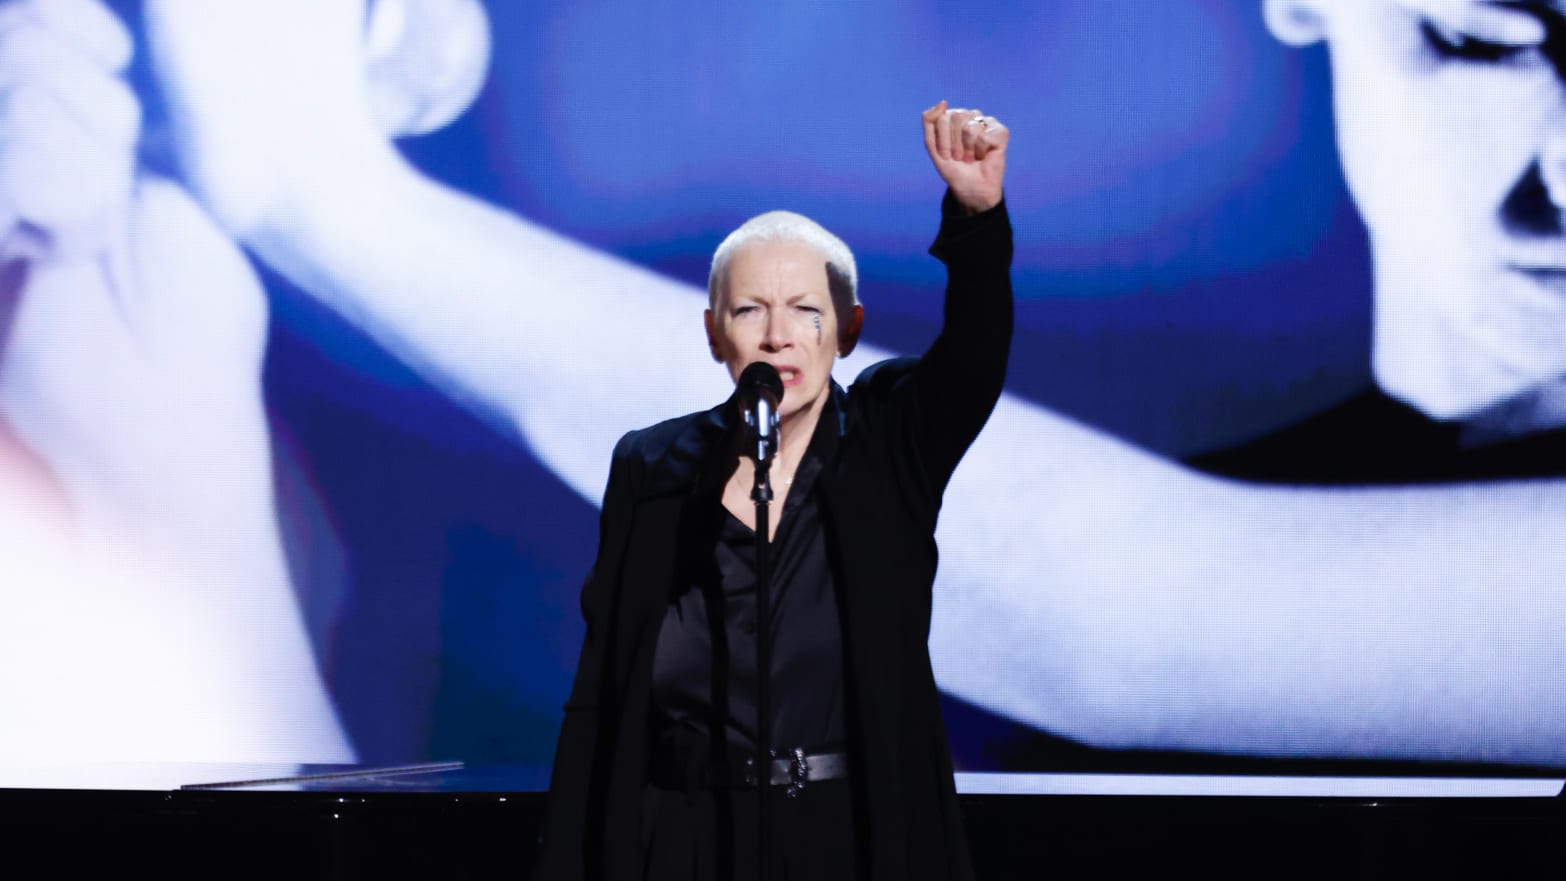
top-left (738, 362), bottom-right (783, 404)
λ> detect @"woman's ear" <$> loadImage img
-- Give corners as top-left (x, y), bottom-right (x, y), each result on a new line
top-left (364, 0), bottom-right (492, 137)
top-left (705, 309), bottom-right (724, 363)
top-left (1263, 0), bottom-right (1329, 47)
top-left (838, 305), bottom-right (864, 358)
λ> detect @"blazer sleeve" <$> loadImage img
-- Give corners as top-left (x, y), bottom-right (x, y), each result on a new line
top-left (533, 431), bottom-right (639, 880)
top-left (901, 190), bottom-right (1015, 505)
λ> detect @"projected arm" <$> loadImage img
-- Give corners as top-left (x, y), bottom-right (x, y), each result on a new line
top-left (0, 0), bottom-right (350, 763)
top-left (143, 0), bottom-right (740, 502)
top-left (930, 397), bottom-right (1566, 767)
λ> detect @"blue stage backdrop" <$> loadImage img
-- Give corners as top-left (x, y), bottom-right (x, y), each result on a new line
top-left (3, 0), bottom-right (1564, 779)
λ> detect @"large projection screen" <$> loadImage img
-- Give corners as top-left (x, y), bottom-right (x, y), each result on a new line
top-left (3, 0), bottom-right (1564, 787)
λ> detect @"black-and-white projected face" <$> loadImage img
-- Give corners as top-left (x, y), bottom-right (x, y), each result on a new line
top-left (1279, 0), bottom-right (1566, 421)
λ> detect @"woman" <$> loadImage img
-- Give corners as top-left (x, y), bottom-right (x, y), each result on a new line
top-left (533, 102), bottom-right (1013, 881)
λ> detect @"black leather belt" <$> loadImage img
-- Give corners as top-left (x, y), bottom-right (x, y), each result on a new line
top-left (744, 748), bottom-right (850, 797)
top-left (650, 745), bottom-right (850, 796)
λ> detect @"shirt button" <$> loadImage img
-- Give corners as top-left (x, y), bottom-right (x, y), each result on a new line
top-left (743, 619), bottom-right (757, 635)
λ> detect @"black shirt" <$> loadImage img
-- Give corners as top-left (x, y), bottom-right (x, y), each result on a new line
top-left (650, 412), bottom-right (847, 759)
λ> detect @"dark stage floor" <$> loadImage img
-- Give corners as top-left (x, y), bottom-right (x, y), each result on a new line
top-left (2, 764), bottom-right (1561, 879)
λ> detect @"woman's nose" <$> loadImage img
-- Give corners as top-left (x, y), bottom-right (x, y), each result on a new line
top-left (1538, 102), bottom-right (1566, 221)
top-left (761, 312), bottom-right (791, 350)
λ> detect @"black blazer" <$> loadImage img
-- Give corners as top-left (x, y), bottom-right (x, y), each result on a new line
top-left (535, 195), bottom-right (1014, 881)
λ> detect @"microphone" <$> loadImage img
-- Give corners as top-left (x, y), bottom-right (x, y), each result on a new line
top-left (737, 362), bottom-right (783, 466)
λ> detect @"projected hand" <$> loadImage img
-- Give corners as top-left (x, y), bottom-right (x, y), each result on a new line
top-left (0, 0), bottom-right (273, 547)
top-left (922, 100), bottom-right (1009, 214)
top-left (0, 0), bottom-right (137, 263)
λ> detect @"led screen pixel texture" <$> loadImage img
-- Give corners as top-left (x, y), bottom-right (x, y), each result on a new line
top-left (1, 0), bottom-right (1563, 777)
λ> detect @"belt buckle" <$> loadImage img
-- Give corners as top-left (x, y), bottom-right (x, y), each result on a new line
top-left (785, 747), bottom-right (808, 799)
top-left (744, 748), bottom-right (810, 794)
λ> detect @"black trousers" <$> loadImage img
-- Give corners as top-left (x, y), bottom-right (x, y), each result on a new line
top-left (638, 777), bottom-right (862, 881)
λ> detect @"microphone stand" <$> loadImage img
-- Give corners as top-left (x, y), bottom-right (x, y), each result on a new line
top-left (745, 391), bottom-right (779, 881)
top-left (736, 362), bottom-right (782, 881)
top-left (752, 454), bottom-right (774, 881)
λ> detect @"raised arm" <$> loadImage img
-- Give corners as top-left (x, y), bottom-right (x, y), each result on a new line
top-left (909, 102), bottom-right (1014, 496)
top-left (142, 0), bottom-right (732, 502)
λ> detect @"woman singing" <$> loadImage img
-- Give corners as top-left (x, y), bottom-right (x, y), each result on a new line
top-left (533, 101), bottom-right (1014, 881)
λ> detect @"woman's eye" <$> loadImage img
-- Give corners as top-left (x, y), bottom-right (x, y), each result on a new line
top-left (1421, 19), bottom-right (1539, 65)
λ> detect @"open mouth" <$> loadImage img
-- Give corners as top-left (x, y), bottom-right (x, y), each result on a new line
top-left (777, 366), bottom-right (803, 386)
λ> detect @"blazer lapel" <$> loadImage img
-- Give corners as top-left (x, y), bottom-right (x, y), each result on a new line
top-left (815, 382), bottom-right (909, 875)
top-left (611, 399), bottom-right (736, 696)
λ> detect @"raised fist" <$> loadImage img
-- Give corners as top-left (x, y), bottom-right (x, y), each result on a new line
top-left (922, 100), bottom-right (1009, 215)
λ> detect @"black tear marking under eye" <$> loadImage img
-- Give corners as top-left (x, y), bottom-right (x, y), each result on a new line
top-left (813, 312), bottom-right (822, 343)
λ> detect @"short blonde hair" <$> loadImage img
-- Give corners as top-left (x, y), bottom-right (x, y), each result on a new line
top-left (708, 211), bottom-right (859, 316)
